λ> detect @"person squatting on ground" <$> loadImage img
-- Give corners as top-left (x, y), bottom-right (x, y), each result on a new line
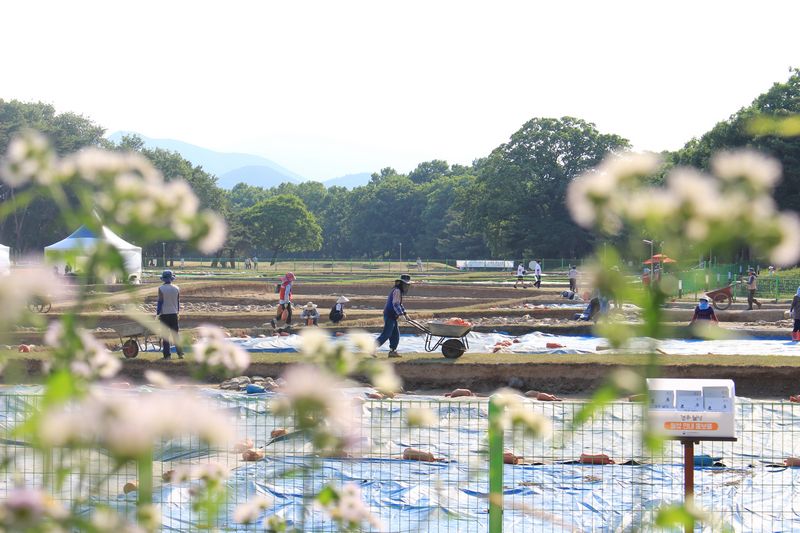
top-left (157, 269), bottom-right (184, 359)
top-left (689, 296), bottom-right (718, 326)
top-left (376, 274), bottom-right (412, 358)
top-left (272, 272), bottom-right (295, 328)
top-left (790, 286), bottom-right (800, 341)
top-left (514, 263), bottom-right (527, 288)
top-left (746, 268), bottom-right (762, 310)
top-left (568, 265), bottom-right (578, 292)
top-left (301, 301), bottom-right (320, 326)
top-left (329, 295), bottom-right (349, 324)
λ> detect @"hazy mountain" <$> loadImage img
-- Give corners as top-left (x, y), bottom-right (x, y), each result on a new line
top-left (219, 165), bottom-right (301, 189)
top-left (322, 172), bottom-right (372, 188)
top-left (107, 131), bottom-right (304, 186)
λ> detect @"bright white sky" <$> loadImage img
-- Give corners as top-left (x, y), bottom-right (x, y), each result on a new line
top-left (2, 1), bottom-right (799, 180)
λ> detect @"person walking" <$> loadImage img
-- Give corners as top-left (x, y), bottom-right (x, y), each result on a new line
top-left (568, 265), bottom-right (578, 292)
top-left (301, 302), bottom-right (320, 326)
top-left (533, 260), bottom-right (543, 289)
top-left (416, 257), bottom-right (424, 272)
top-left (790, 287), bottom-right (800, 341)
top-left (156, 269), bottom-right (184, 360)
top-left (329, 295), bottom-right (349, 324)
top-left (514, 263), bottom-right (527, 288)
top-left (376, 274), bottom-right (412, 358)
top-left (745, 268), bottom-right (762, 310)
top-left (689, 296), bottom-right (719, 325)
top-left (271, 272), bottom-right (295, 328)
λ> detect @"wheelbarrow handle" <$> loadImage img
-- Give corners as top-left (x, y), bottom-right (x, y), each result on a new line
top-left (405, 318), bottom-right (430, 334)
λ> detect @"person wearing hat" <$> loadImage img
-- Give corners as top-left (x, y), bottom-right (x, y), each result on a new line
top-left (329, 295), bottom-right (349, 324)
top-left (156, 270), bottom-right (184, 359)
top-left (300, 302), bottom-right (320, 326)
top-left (789, 286), bottom-right (800, 341)
top-left (689, 296), bottom-right (719, 325)
top-left (272, 272), bottom-right (296, 328)
top-left (745, 268), bottom-right (762, 310)
top-left (568, 265), bottom-right (578, 292)
top-left (376, 275), bottom-right (412, 358)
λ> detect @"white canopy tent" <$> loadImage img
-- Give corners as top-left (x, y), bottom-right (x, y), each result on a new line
top-left (0, 244), bottom-right (9, 275)
top-left (44, 226), bottom-right (142, 282)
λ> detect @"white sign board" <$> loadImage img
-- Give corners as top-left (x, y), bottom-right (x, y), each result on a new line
top-left (455, 260), bottom-right (514, 269)
top-left (647, 378), bottom-right (736, 439)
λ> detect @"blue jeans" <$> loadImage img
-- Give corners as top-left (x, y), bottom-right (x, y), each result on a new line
top-left (376, 315), bottom-right (400, 350)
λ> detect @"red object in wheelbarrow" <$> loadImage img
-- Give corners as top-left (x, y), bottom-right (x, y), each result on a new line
top-left (405, 318), bottom-right (472, 358)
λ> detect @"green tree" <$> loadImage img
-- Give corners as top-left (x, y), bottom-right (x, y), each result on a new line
top-left (240, 194), bottom-right (322, 264)
top-left (464, 117), bottom-right (629, 258)
top-left (408, 160), bottom-right (449, 184)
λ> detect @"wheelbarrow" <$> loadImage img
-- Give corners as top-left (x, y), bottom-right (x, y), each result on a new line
top-left (705, 284), bottom-right (736, 310)
top-left (406, 318), bottom-right (472, 359)
top-left (112, 322), bottom-right (158, 358)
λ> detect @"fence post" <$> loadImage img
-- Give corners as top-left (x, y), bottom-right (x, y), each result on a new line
top-left (137, 449), bottom-right (153, 509)
top-left (488, 395), bottom-right (503, 533)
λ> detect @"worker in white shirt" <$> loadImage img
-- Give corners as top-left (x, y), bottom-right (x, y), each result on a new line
top-left (514, 263), bottom-right (527, 288)
top-left (568, 265), bottom-right (578, 292)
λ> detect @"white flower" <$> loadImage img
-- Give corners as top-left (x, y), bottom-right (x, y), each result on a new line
top-left (196, 211), bottom-right (228, 254)
top-left (599, 151), bottom-right (662, 182)
top-left (771, 212), bottom-right (800, 266)
top-left (712, 149), bottom-right (782, 189)
top-left (170, 462), bottom-right (229, 484)
top-left (300, 328), bottom-right (329, 356)
top-left (370, 362), bottom-right (401, 394)
top-left (193, 324), bottom-right (251, 375)
top-left (406, 407), bottom-right (437, 428)
top-left (318, 483), bottom-right (382, 530)
top-left (233, 495), bottom-right (274, 524)
top-left (144, 369), bottom-right (172, 387)
top-left (624, 188), bottom-right (679, 221)
top-left (348, 331), bottom-right (377, 354)
top-left (0, 131), bottom-right (56, 187)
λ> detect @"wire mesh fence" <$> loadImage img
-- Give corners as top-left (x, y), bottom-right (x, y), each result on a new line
top-left (3, 391), bottom-right (800, 531)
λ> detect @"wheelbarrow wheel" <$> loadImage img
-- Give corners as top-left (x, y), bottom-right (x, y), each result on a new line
top-left (442, 339), bottom-right (466, 359)
top-left (122, 339), bottom-right (139, 359)
top-left (712, 294), bottom-right (731, 311)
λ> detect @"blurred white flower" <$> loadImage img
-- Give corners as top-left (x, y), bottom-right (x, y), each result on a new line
top-left (196, 211), bottom-right (228, 254)
top-left (599, 151), bottom-right (662, 182)
top-left (667, 168), bottom-right (720, 211)
top-left (712, 149), bottom-right (781, 189)
top-left (771, 212), bottom-right (800, 266)
top-left (0, 267), bottom-right (62, 328)
top-left (300, 328), bottom-right (329, 356)
top-left (348, 331), bottom-right (377, 354)
top-left (325, 483), bottom-right (383, 530)
top-left (0, 487), bottom-right (67, 525)
top-left (507, 407), bottom-right (553, 438)
top-left (406, 406), bottom-right (438, 428)
top-left (45, 324), bottom-right (120, 380)
top-left (0, 131), bottom-right (56, 187)
top-left (170, 462), bottom-right (229, 484)
top-left (624, 188), bottom-right (680, 221)
top-left (193, 324), bottom-right (250, 375)
top-left (37, 391), bottom-right (234, 459)
top-left (370, 362), bottom-right (401, 394)
top-left (144, 369), bottom-right (172, 387)
top-left (233, 495), bottom-right (274, 524)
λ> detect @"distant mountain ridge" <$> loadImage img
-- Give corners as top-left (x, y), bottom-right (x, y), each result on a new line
top-left (106, 131), bottom-right (373, 189)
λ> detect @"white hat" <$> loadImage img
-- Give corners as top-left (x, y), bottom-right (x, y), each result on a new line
top-left (305, 301), bottom-right (317, 309)
top-left (336, 296), bottom-right (350, 304)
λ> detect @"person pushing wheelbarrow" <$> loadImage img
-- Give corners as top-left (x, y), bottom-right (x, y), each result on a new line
top-left (376, 274), bottom-right (413, 358)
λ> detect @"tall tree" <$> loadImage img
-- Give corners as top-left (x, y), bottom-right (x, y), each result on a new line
top-left (239, 194), bottom-right (322, 264)
top-left (464, 117), bottom-right (629, 258)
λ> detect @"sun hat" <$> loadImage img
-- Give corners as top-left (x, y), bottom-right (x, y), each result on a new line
top-left (305, 301), bottom-right (317, 309)
top-left (285, 272), bottom-right (296, 281)
top-left (336, 296), bottom-right (350, 304)
top-left (395, 274), bottom-right (413, 284)
top-left (699, 295), bottom-right (709, 302)
top-left (160, 270), bottom-right (175, 282)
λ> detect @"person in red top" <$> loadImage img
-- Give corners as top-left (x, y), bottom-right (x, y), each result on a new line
top-left (271, 272), bottom-right (295, 328)
top-left (689, 296), bottom-right (718, 325)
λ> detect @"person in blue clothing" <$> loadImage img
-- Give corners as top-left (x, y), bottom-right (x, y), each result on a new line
top-left (157, 269), bottom-right (184, 359)
top-left (376, 274), bottom-right (412, 358)
top-left (689, 296), bottom-right (719, 325)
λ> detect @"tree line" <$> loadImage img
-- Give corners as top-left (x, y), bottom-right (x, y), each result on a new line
top-left (2, 68), bottom-right (800, 264)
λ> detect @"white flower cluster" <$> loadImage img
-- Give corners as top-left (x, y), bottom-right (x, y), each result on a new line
top-left (491, 389), bottom-right (553, 438)
top-left (406, 406), bottom-right (438, 428)
top-left (168, 462), bottom-right (229, 484)
top-left (0, 267), bottom-right (62, 328)
top-left (37, 391), bottom-right (234, 460)
top-left (0, 487), bottom-right (67, 529)
top-left (232, 495), bottom-right (274, 524)
top-left (0, 133), bottom-right (227, 254)
top-left (91, 507), bottom-right (151, 533)
top-left (44, 322), bottom-right (121, 379)
top-left (317, 483), bottom-right (383, 531)
top-left (567, 150), bottom-right (800, 265)
top-left (192, 324), bottom-right (251, 375)
top-left (270, 364), bottom-right (359, 451)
